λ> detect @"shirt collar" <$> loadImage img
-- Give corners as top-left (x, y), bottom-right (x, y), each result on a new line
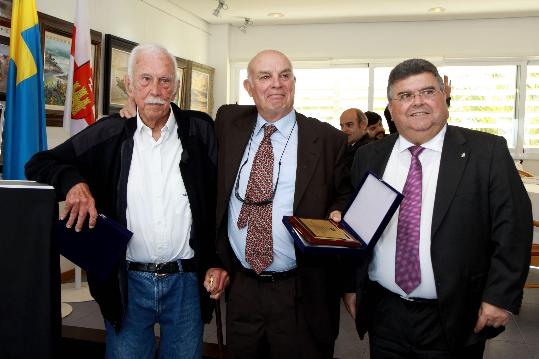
top-left (396, 124), bottom-right (447, 154)
top-left (254, 109), bottom-right (296, 138)
top-left (136, 106), bottom-right (176, 138)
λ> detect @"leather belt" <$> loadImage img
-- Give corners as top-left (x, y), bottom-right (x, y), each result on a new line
top-left (371, 281), bottom-right (437, 304)
top-left (242, 267), bottom-right (297, 282)
top-left (128, 258), bottom-right (197, 274)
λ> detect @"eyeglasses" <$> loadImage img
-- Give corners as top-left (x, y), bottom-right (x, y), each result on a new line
top-left (234, 120), bottom-right (297, 206)
top-left (234, 161), bottom-right (281, 206)
top-left (391, 88), bottom-right (442, 104)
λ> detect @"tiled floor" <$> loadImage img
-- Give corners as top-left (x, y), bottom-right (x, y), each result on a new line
top-left (62, 267), bottom-right (539, 358)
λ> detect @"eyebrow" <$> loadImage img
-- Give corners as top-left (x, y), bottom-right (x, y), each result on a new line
top-left (397, 85), bottom-right (436, 95)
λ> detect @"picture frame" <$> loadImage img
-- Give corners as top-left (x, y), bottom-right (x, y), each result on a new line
top-left (38, 12), bottom-right (102, 127)
top-left (0, 16), bottom-right (10, 101)
top-left (186, 61), bottom-right (214, 115)
top-left (103, 34), bottom-right (137, 115)
top-left (175, 56), bottom-right (189, 109)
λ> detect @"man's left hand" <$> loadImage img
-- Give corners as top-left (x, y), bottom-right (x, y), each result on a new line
top-left (329, 210), bottom-right (342, 222)
top-left (474, 301), bottom-right (511, 333)
top-left (204, 268), bottom-right (230, 300)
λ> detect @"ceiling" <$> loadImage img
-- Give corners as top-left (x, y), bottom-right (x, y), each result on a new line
top-left (168, 0), bottom-right (539, 27)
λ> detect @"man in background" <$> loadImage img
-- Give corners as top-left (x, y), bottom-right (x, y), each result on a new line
top-left (347, 58), bottom-right (531, 358)
top-left (215, 49), bottom-right (351, 359)
top-left (364, 111), bottom-right (386, 140)
top-left (340, 108), bottom-right (371, 168)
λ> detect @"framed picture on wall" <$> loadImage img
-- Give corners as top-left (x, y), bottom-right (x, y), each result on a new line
top-left (0, 16), bottom-right (10, 101)
top-left (175, 56), bottom-right (188, 109)
top-left (187, 61), bottom-right (214, 115)
top-left (103, 34), bottom-right (138, 115)
top-left (38, 12), bottom-right (102, 127)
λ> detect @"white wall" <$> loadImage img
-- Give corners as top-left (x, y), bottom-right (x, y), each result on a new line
top-left (227, 17), bottom-right (539, 62)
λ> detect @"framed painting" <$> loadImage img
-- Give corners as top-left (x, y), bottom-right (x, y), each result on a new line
top-left (38, 12), bottom-right (102, 127)
top-left (0, 16), bottom-right (10, 101)
top-left (187, 61), bottom-right (214, 115)
top-left (175, 56), bottom-right (188, 109)
top-left (103, 34), bottom-right (137, 115)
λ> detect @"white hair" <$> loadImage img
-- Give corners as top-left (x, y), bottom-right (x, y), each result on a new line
top-left (127, 43), bottom-right (179, 85)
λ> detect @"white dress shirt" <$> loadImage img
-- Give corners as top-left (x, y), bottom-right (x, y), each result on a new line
top-left (228, 110), bottom-right (298, 272)
top-left (369, 125), bottom-right (447, 299)
top-left (125, 108), bottom-right (194, 263)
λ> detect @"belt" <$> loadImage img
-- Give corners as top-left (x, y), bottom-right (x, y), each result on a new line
top-left (242, 267), bottom-right (297, 282)
top-left (128, 258), bottom-right (197, 274)
top-left (371, 281), bottom-right (437, 304)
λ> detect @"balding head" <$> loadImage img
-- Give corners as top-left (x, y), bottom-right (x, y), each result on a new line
top-left (243, 50), bottom-right (296, 122)
top-left (339, 108), bottom-right (367, 144)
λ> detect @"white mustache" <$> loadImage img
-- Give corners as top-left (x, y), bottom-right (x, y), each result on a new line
top-left (144, 97), bottom-right (166, 105)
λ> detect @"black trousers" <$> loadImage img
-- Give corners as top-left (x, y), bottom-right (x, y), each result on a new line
top-left (226, 269), bottom-right (334, 359)
top-left (368, 282), bottom-right (485, 359)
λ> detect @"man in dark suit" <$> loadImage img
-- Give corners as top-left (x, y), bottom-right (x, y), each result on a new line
top-left (214, 50), bottom-right (351, 359)
top-left (346, 58), bottom-right (532, 358)
top-left (340, 108), bottom-right (372, 169)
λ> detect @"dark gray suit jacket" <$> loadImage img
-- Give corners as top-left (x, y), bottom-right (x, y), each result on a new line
top-left (351, 125), bottom-right (532, 350)
top-left (215, 104), bottom-right (352, 346)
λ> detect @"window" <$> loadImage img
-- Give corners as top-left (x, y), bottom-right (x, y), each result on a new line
top-left (525, 65), bottom-right (539, 148)
top-left (238, 67), bottom-right (369, 129)
top-left (439, 65), bottom-right (517, 148)
top-left (234, 60), bottom-right (539, 157)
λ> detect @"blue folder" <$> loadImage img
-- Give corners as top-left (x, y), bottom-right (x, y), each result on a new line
top-left (54, 213), bottom-right (133, 281)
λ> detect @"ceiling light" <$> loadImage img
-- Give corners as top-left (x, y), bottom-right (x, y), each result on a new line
top-left (428, 7), bottom-right (446, 13)
top-left (239, 18), bottom-right (253, 33)
top-left (267, 12), bottom-right (284, 18)
top-left (213, 0), bottom-right (229, 17)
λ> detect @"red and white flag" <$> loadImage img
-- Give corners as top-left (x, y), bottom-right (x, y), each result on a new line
top-left (63, 0), bottom-right (95, 136)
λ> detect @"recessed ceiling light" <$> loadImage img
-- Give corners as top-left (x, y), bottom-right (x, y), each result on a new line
top-left (267, 12), bottom-right (284, 18)
top-left (428, 7), bottom-right (446, 13)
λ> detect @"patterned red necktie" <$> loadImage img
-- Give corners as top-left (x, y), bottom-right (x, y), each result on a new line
top-left (395, 146), bottom-right (425, 294)
top-left (237, 124), bottom-right (277, 273)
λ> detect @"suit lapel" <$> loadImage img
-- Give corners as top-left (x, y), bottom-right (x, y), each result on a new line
top-left (431, 126), bottom-right (468, 236)
top-left (293, 113), bottom-right (319, 211)
top-left (370, 135), bottom-right (398, 177)
top-left (224, 111), bottom-right (257, 199)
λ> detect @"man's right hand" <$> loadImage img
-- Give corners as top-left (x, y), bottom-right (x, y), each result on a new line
top-left (119, 95), bottom-right (136, 118)
top-left (61, 182), bottom-right (98, 232)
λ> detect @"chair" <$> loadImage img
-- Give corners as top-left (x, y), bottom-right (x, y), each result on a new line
top-left (518, 169), bottom-right (534, 178)
top-left (525, 220), bottom-right (539, 289)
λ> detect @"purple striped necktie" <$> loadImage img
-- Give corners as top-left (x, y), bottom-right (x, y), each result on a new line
top-left (395, 145), bottom-right (425, 294)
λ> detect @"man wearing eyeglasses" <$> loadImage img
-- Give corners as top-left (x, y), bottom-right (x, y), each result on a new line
top-left (345, 58), bottom-right (532, 358)
top-left (214, 49), bottom-right (351, 359)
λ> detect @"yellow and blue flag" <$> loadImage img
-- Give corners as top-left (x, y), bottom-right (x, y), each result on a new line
top-left (3, 0), bottom-right (47, 179)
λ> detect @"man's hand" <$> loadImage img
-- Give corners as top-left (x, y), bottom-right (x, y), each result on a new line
top-left (204, 268), bottom-right (230, 300)
top-left (61, 182), bottom-right (97, 232)
top-left (444, 75), bottom-right (452, 99)
top-left (474, 301), bottom-right (511, 333)
top-left (329, 210), bottom-right (342, 222)
top-left (343, 292), bottom-right (357, 320)
top-left (119, 95), bottom-right (136, 118)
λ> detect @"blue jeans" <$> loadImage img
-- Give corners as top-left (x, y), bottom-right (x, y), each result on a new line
top-left (105, 269), bottom-right (203, 359)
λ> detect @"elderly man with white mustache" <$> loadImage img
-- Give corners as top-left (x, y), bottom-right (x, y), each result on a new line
top-left (25, 43), bottom-right (228, 359)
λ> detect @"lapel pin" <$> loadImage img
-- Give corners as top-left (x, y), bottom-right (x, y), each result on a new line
top-left (461, 152), bottom-right (466, 158)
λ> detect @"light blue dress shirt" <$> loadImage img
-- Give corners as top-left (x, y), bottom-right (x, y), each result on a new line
top-left (228, 110), bottom-right (298, 272)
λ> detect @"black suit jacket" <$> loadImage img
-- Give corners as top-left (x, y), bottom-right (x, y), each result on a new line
top-left (215, 104), bottom-right (352, 346)
top-left (25, 104), bottom-right (218, 326)
top-left (351, 125), bottom-right (532, 349)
